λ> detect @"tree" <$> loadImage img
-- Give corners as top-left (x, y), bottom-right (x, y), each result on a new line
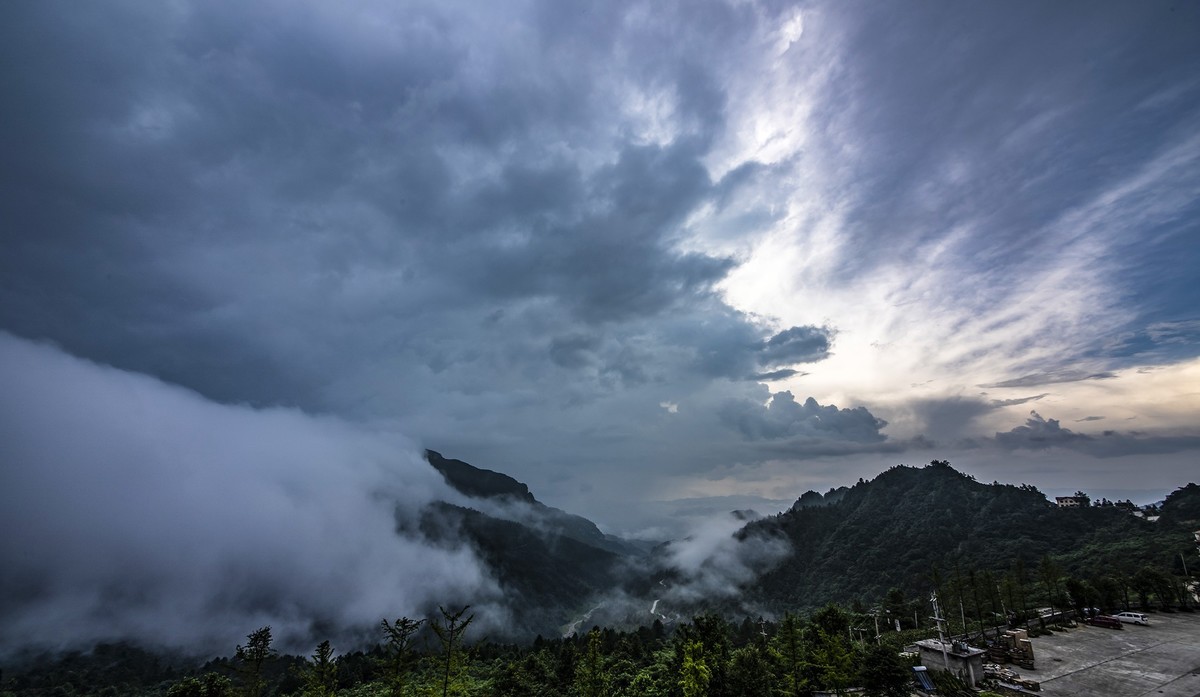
top-left (881, 588), bottom-right (910, 630)
top-left (1064, 577), bottom-right (1096, 616)
top-left (1039, 556), bottom-right (1063, 620)
top-left (574, 629), bottom-right (610, 697)
top-left (166, 674), bottom-right (234, 697)
top-left (1131, 567), bottom-right (1160, 609)
top-left (381, 616), bottom-right (425, 696)
top-left (679, 640), bottom-right (711, 697)
top-left (1012, 558), bottom-right (1030, 622)
top-left (771, 613), bottom-right (808, 697)
top-left (234, 627), bottom-right (276, 697)
top-left (810, 629), bottom-right (855, 695)
top-left (725, 644), bottom-right (775, 697)
top-left (431, 605), bottom-right (474, 697)
top-left (968, 568), bottom-right (986, 637)
top-left (299, 640), bottom-right (338, 697)
top-left (860, 643), bottom-right (910, 697)
top-left (1093, 575), bottom-right (1122, 612)
top-left (688, 614), bottom-right (731, 696)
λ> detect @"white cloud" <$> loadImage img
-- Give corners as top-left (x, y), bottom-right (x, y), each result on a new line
top-left (0, 332), bottom-right (503, 656)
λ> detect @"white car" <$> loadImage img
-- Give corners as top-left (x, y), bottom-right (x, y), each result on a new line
top-left (1114, 612), bottom-right (1150, 625)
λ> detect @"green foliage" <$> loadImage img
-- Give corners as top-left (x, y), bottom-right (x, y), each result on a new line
top-left (298, 641), bottom-right (338, 697)
top-left (810, 629), bottom-right (854, 694)
top-left (167, 673), bottom-right (234, 697)
top-left (380, 617), bottom-right (424, 697)
top-left (678, 641), bottom-right (710, 697)
top-left (492, 651), bottom-right (555, 697)
top-left (1160, 483), bottom-right (1200, 524)
top-left (770, 614), bottom-right (807, 697)
top-left (573, 630), bottom-right (610, 697)
top-left (724, 644), bottom-right (773, 696)
top-left (747, 461), bottom-right (1198, 615)
top-left (430, 606), bottom-right (474, 697)
top-left (859, 644), bottom-right (909, 697)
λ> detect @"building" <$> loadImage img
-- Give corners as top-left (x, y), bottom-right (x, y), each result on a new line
top-left (916, 639), bottom-right (988, 686)
top-left (1055, 496), bottom-right (1088, 508)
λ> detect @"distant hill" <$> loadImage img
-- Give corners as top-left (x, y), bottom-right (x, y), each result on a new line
top-left (744, 461), bottom-right (1197, 612)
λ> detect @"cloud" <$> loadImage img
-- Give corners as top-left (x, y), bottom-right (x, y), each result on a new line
top-left (994, 410), bottom-right (1200, 458)
top-left (758, 326), bottom-right (834, 367)
top-left (0, 0), bottom-right (851, 506)
top-left (1, 0), bottom-right (1199, 539)
top-left (990, 393), bottom-right (1049, 407)
top-left (659, 511), bottom-right (790, 606)
top-left (720, 391), bottom-right (887, 444)
top-left (548, 334), bottom-right (600, 369)
top-left (994, 411), bottom-right (1091, 450)
top-left (980, 371), bottom-right (1117, 389)
top-left (0, 332), bottom-right (502, 656)
top-left (750, 368), bottom-right (806, 381)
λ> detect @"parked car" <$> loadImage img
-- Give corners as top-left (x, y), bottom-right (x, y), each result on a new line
top-left (1085, 615), bottom-right (1123, 629)
top-left (1114, 612), bottom-right (1150, 625)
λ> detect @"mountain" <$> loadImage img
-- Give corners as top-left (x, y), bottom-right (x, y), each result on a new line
top-left (426, 449), bottom-right (537, 503)
top-left (420, 450), bottom-right (646, 635)
top-left (743, 460), bottom-right (1197, 612)
top-left (425, 450), bottom-right (644, 556)
top-left (417, 452), bottom-right (1196, 634)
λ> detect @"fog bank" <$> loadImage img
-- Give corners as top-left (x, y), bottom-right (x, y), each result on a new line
top-left (0, 332), bottom-right (500, 656)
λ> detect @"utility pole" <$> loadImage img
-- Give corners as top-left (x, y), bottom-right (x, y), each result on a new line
top-left (930, 592), bottom-right (949, 669)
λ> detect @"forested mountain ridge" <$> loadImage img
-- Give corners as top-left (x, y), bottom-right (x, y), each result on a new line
top-left (419, 450), bottom-right (647, 636)
top-left (745, 460), bottom-right (1198, 612)
top-left (421, 451), bottom-right (1197, 631)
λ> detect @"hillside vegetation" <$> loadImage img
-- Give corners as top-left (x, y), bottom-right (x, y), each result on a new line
top-left (748, 461), bottom-right (1197, 614)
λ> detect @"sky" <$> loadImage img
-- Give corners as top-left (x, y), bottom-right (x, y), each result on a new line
top-left (3, 0), bottom-right (1200, 550)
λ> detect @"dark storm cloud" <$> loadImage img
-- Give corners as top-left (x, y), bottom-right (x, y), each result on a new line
top-left (758, 325), bottom-right (834, 367)
top-left (720, 390), bottom-right (887, 444)
top-left (548, 334), bottom-right (600, 370)
top-left (458, 141), bottom-right (737, 323)
top-left (994, 411), bottom-right (1091, 450)
top-left (0, 0), bottom-right (811, 423)
top-left (994, 411), bottom-right (1200, 458)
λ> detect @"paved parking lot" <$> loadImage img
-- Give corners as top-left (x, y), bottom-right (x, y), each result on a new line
top-left (1024, 611), bottom-right (1200, 696)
